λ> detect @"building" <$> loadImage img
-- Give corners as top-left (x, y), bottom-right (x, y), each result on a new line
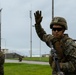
top-left (1, 49), bottom-right (8, 54)
top-left (1, 49), bottom-right (24, 58)
top-left (5, 53), bottom-right (24, 58)
top-left (42, 54), bottom-right (50, 57)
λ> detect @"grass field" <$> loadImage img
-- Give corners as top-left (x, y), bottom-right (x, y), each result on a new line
top-left (4, 63), bottom-right (52, 75)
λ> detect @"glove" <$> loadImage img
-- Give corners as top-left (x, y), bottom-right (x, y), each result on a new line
top-left (52, 62), bottom-right (63, 69)
top-left (49, 55), bottom-right (53, 66)
top-left (52, 61), bottom-right (56, 69)
top-left (59, 63), bottom-right (63, 69)
top-left (34, 10), bottom-right (43, 24)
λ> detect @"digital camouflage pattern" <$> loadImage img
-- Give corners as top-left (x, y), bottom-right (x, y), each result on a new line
top-left (0, 51), bottom-right (5, 75)
top-left (35, 23), bottom-right (76, 75)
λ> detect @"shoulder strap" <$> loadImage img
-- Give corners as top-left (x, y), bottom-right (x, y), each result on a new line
top-left (61, 34), bottom-right (70, 42)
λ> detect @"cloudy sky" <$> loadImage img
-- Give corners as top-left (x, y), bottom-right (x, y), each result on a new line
top-left (0, 0), bottom-right (76, 56)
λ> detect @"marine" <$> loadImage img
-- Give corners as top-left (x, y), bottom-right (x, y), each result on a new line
top-left (34, 10), bottom-right (76, 75)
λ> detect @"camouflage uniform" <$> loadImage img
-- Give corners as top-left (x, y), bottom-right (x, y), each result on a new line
top-left (35, 23), bottom-right (76, 75)
top-left (34, 10), bottom-right (76, 75)
top-left (0, 51), bottom-right (5, 75)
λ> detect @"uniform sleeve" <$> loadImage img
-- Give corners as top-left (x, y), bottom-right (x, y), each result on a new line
top-left (61, 39), bottom-right (76, 72)
top-left (35, 24), bottom-right (54, 47)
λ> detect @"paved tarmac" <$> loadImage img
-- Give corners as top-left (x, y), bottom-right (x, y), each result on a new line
top-left (5, 59), bottom-right (49, 65)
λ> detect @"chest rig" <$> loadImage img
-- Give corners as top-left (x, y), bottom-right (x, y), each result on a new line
top-left (52, 34), bottom-right (69, 60)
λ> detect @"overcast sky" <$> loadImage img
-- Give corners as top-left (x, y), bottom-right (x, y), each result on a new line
top-left (0, 0), bottom-right (76, 56)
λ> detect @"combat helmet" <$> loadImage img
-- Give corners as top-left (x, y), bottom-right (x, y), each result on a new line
top-left (50, 17), bottom-right (68, 30)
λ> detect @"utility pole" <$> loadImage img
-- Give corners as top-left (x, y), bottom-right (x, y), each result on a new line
top-left (0, 8), bottom-right (2, 51)
top-left (40, 40), bottom-right (41, 60)
top-left (52, 0), bottom-right (54, 19)
top-left (30, 10), bottom-right (32, 57)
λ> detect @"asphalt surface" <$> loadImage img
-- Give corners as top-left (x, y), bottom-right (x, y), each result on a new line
top-left (5, 59), bottom-right (49, 65)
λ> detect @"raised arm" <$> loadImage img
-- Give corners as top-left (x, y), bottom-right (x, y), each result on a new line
top-left (34, 10), bottom-right (54, 44)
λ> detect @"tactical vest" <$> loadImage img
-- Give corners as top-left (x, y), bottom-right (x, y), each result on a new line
top-left (51, 34), bottom-right (76, 74)
top-left (52, 34), bottom-right (70, 61)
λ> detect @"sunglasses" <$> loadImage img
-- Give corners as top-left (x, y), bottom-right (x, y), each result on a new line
top-left (52, 28), bottom-right (63, 31)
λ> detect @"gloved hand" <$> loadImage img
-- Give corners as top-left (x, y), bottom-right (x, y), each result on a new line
top-left (49, 55), bottom-right (53, 66)
top-left (52, 61), bottom-right (56, 69)
top-left (34, 10), bottom-right (43, 24)
top-left (52, 62), bottom-right (63, 70)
